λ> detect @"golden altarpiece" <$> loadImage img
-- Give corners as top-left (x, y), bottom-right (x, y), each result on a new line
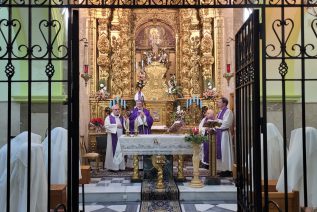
top-left (86, 9), bottom-right (225, 149)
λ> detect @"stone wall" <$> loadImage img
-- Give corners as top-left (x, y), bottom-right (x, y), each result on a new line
top-left (0, 102), bottom-right (68, 148)
top-left (266, 102), bottom-right (317, 146)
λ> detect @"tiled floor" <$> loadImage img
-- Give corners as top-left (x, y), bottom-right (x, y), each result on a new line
top-left (79, 166), bottom-right (237, 211)
top-left (79, 201), bottom-right (237, 212)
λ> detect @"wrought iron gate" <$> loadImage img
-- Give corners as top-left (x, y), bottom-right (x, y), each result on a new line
top-left (0, 5), bottom-right (79, 211)
top-left (235, 10), bottom-right (261, 211)
top-left (1, 1), bottom-right (316, 212)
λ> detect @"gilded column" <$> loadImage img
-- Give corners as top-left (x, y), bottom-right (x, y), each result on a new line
top-left (119, 9), bottom-right (133, 98)
top-left (199, 9), bottom-right (215, 90)
top-left (179, 9), bottom-right (192, 97)
top-left (189, 9), bottom-right (201, 97)
top-left (97, 9), bottom-right (111, 92)
top-left (110, 9), bottom-right (133, 98)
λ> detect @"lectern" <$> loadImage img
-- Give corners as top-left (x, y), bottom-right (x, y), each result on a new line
top-left (203, 120), bottom-right (221, 185)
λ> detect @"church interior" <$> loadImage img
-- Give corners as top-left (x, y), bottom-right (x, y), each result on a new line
top-left (78, 8), bottom-right (238, 212)
top-left (1, 5), bottom-right (317, 212)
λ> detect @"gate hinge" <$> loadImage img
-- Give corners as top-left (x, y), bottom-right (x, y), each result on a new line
top-left (258, 23), bottom-right (263, 39)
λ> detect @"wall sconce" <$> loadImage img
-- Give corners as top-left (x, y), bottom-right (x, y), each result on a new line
top-left (80, 38), bottom-right (92, 86)
top-left (223, 38), bottom-right (234, 86)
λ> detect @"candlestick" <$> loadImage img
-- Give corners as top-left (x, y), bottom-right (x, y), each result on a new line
top-left (134, 119), bottom-right (138, 135)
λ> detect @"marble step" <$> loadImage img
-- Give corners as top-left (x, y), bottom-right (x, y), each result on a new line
top-left (79, 177), bottom-right (237, 203)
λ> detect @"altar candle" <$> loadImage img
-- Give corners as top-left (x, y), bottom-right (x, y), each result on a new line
top-left (123, 100), bottom-right (126, 109)
top-left (109, 100), bottom-right (112, 107)
top-left (186, 99), bottom-right (189, 108)
top-left (134, 119), bottom-right (138, 133)
top-left (120, 98), bottom-right (123, 107)
top-left (199, 99), bottom-right (202, 108)
top-left (196, 96), bottom-right (199, 105)
top-left (189, 98), bottom-right (192, 105)
top-left (125, 119), bottom-right (129, 131)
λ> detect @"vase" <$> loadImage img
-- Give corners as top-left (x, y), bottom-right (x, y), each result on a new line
top-left (95, 126), bottom-right (102, 133)
top-left (190, 143), bottom-right (204, 188)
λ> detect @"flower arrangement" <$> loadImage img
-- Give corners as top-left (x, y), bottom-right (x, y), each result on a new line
top-left (203, 82), bottom-right (218, 100)
top-left (167, 74), bottom-right (183, 98)
top-left (89, 118), bottom-right (104, 128)
top-left (185, 127), bottom-right (208, 145)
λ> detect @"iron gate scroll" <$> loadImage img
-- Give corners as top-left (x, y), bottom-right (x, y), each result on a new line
top-left (0, 4), bottom-right (79, 212)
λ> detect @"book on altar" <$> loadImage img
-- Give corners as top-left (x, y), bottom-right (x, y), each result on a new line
top-left (167, 120), bottom-right (184, 133)
top-left (203, 119), bottom-right (221, 128)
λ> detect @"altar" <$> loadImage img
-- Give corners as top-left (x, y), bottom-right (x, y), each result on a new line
top-left (114, 134), bottom-right (193, 187)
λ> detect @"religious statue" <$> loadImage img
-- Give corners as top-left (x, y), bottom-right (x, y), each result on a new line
top-left (149, 27), bottom-right (161, 60)
top-left (95, 82), bottom-right (110, 101)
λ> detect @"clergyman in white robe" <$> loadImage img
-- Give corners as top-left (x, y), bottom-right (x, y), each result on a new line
top-left (0, 132), bottom-right (47, 212)
top-left (276, 127), bottom-right (317, 208)
top-left (215, 98), bottom-right (234, 172)
top-left (104, 109), bottom-right (126, 171)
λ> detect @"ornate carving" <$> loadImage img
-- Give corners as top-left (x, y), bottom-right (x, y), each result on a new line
top-left (110, 9), bottom-right (133, 98)
top-left (189, 35), bottom-right (201, 95)
top-left (199, 9), bottom-right (215, 87)
top-left (97, 15), bottom-right (111, 91)
top-left (142, 62), bottom-right (168, 101)
top-left (180, 9), bottom-right (192, 97)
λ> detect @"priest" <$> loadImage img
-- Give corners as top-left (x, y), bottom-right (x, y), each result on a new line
top-left (104, 104), bottom-right (126, 171)
top-left (198, 109), bottom-right (215, 167)
top-left (129, 100), bottom-right (153, 134)
top-left (127, 100), bottom-right (153, 170)
top-left (215, 97), bottom-right (234, 177)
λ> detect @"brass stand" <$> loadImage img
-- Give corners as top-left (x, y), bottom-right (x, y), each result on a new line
top-left (151, 155), bottom-right (166, 190)
top-left (131, 155), bottom-right (142, 182)
top-left (175, 155), bottom-right (185, 182)
top-left (205, 127), bottom-right (221, 185)
top-left (190, 144), bottom-right (204, 188)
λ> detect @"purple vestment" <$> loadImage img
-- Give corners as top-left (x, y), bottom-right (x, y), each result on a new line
top-left (202, 117), bottom-right (214, 165)
top-left (109, 115), bottom-right (125, 156)
top-left (129, 108), bottom-right (153, 134)
top-left (216, 107), bottom-right (228, 159)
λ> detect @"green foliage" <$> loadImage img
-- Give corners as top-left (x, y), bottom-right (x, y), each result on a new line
top-left (185, 134), bottom-right (208, 145)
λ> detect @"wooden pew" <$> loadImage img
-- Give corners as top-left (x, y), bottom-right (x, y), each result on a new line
top-left (50, 166), bottom-right (91, 211)
top-left (261, 179), bottom-right (300, 212)
top-left (50, 184), bottom-right (67, 210)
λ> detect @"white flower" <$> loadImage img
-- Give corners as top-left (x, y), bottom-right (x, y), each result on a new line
top-left (100, 84), bottom-right (104, 88)
top-left (212, 88), bottom-right (217, 92)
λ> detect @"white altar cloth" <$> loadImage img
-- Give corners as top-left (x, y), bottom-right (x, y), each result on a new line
top-left (113, 134), bottom-right (192, 165)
